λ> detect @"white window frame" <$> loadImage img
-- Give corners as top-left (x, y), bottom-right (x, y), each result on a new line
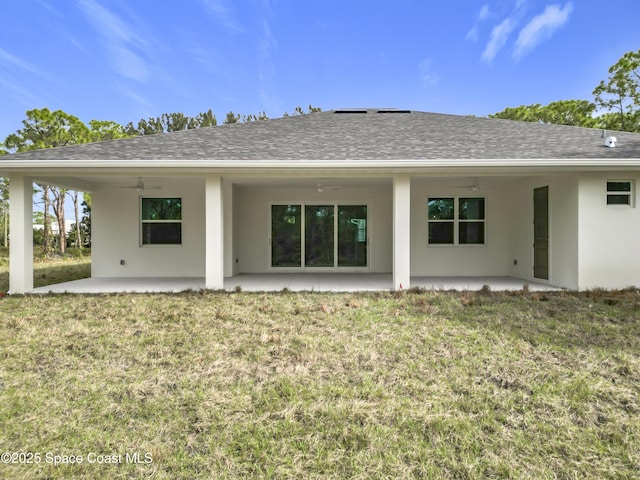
top-left (606, 180), bottom-right (634, 207)
top-left (427, 196), bottom-right (486, 246)
top-left (140, 197), bottom-right (183, 246)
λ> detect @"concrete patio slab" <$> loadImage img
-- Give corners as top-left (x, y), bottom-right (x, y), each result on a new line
top-left (28, 274), bottom-right (559, 294)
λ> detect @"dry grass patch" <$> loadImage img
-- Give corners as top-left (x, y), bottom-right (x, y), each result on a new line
top-left (0, 290), bottom-right (638, 479)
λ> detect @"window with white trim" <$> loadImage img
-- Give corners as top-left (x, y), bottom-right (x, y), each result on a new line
top-left (606, 180), bottom-right (634, 206)
top-left (141, 198), bottom-right (182, 245)
top-left (428, 197), bottom-right (485, 245)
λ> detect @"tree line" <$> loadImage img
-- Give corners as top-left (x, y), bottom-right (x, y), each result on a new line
top-left (0, 105), bottom-right (321, 257)
top-left (490, 49), bottom-right (640, 132)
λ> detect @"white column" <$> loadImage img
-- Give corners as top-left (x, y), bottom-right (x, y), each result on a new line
top-left (205, 175), bottom-right (224, 290)
top-left (9, 174), bottom-right (33, 294)
top-left (393, 175), bottom-right (411, 290)
top-left (222, 180), bottom-right (234, 277)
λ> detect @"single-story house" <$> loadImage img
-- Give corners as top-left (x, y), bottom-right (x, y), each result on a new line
top-left (2, 108), bottom-right (640, 294)
top-left (33, 219), bottom-right (75, 235)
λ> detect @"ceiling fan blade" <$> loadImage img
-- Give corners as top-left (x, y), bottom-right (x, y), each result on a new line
top-left (317, 182), bottom-right (342, 192)
top-left (116, 177), bottom-right (162, 190)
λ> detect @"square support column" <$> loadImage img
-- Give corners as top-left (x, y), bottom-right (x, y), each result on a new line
top-left (222, 180), bottom-right (234, 277)
top-left (205, 175), bottom-right (224, 290)
top-left (9, 174), bottom-right (33, 294)
top-left (393, 175), bottom-right (411, 290)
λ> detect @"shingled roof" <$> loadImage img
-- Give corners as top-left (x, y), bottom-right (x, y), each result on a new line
top-left (4, 109), bottom-right (640, 162)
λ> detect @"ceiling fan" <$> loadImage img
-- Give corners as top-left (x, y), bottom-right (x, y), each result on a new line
top-left (454, 177), bottom-right (485, 191)
top-left (118, 177), bottom-right (162, 191)
top-left (316, 181), bottom-right (342, 193)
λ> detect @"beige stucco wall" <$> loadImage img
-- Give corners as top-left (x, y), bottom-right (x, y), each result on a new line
top-left (577, 172), bottom-right (640, 289)
top-left (234, 184), bottom-right (393, 273)
top-left (92, 178), bottom-right (206, 277)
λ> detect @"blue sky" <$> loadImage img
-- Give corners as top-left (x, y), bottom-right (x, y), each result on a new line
top-left (1, 0), bottom-right (639, 140)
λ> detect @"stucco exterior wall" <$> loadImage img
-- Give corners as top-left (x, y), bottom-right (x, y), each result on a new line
top-left (506, 175), bottom-right (579, 289)
top-left (89, 173), bottom-right (638, 289)
top-left (92, 178), bottom-right (206, 277)
top-left (234, 184), bottom-right (393, 273)
top-left (578, 172), bottom-right (640, 289)
top-left (409, 178), bottom-right (511, 276)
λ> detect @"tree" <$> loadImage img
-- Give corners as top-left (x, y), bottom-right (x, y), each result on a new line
top-left (542, 100), bottom-right (598, 127)
top-left (242, 111), bottom-right (269, 122)
top-left (41, 186), bottom-right (53, 256)
top-left (223, 111), bottom-right (240, 124)
top-left (490, 50), bottom-right (640, 132)
top-left (489, 100), bottom-right (597, 127)
top-left (3, 108), bottom-right (91, 256)
top-left (88, 120), bottom-right (132, 142)
top-left (70, 190), bottom-right (81, 249)
top-left (4, 108), bottom-right (90, 152)
top-left (193, 109), bottom-right (217, 128)
top-left (68, 194), bottom-right (91, 248)
top-left (125, 109), bottom-right (218, 135)
top-left (593, 49), bottom-right (640, 132)
top-left (283, 105), bottom-right (322, 117)
top-left (2, 108), bottom-right (119, 255)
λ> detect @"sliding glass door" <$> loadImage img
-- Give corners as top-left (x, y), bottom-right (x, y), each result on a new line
top-left (338, 205), bottom-right (367, 267)
top-left (271, 203), bottom-right (367, 269)
top-left (305, 205), bottom-right (334, 267)
top-left (271, 205), bottom-right (302, 267)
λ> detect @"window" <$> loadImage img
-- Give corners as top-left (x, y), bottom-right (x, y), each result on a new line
top-left (141, 198), bottom-right (182, 245)
top-left (271, 204), bottom-right (367, 268)
top-left (606, 181), bottom-right (633, 206)
top-left (428, 197), bottom-right (485, 245)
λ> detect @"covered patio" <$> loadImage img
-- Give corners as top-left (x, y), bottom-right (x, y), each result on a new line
top-left (27, 274), bottom-right (560, 294)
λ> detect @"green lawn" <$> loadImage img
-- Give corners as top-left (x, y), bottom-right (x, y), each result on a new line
top-left (0, 276), bottom-right (638, 478)
top-left (0, 247), bottom-right (91, 292)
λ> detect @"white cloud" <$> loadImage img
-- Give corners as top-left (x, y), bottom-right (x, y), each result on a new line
top-left (514, 2), bottom-right (573, 59)
top-left (76, 0), bottom-right (150, 82)
top-left (479, 4), bottom-right (491, 21)
top-left (0, 48), bottom-right (41, 75)
top-left (466, 4), bottom-right (491, 42)
top-left (201, 0), bottom-right (244, 33)
top-left (256, 0), bottom-right (282, 115)
top-left (466, 26), bottom-right (479, 42)
top-left (481, 18), bottom-right (516, 63)
top-left (419, 59), bottom-right (440, 87)
top-left (0, 75), bottom-right (46, 107)
top-left (123, 88), bottom-right (155, 112)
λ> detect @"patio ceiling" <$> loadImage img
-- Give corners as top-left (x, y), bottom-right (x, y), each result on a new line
top-left (28, 173), bottom-right (537, 193)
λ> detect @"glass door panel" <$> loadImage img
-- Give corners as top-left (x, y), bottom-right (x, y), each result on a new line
top-left (271, 205), bottom-right (301, 267)
top-left (338, 205), bottom-right (367, 267)
top-left (533, 187), bottom-right (549, 279)
top-left (305, 205), bottom-right (334, 267)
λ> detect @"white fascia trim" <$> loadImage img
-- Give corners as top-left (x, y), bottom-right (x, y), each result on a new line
top-left (1, 158), bottom-right (640, 173)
